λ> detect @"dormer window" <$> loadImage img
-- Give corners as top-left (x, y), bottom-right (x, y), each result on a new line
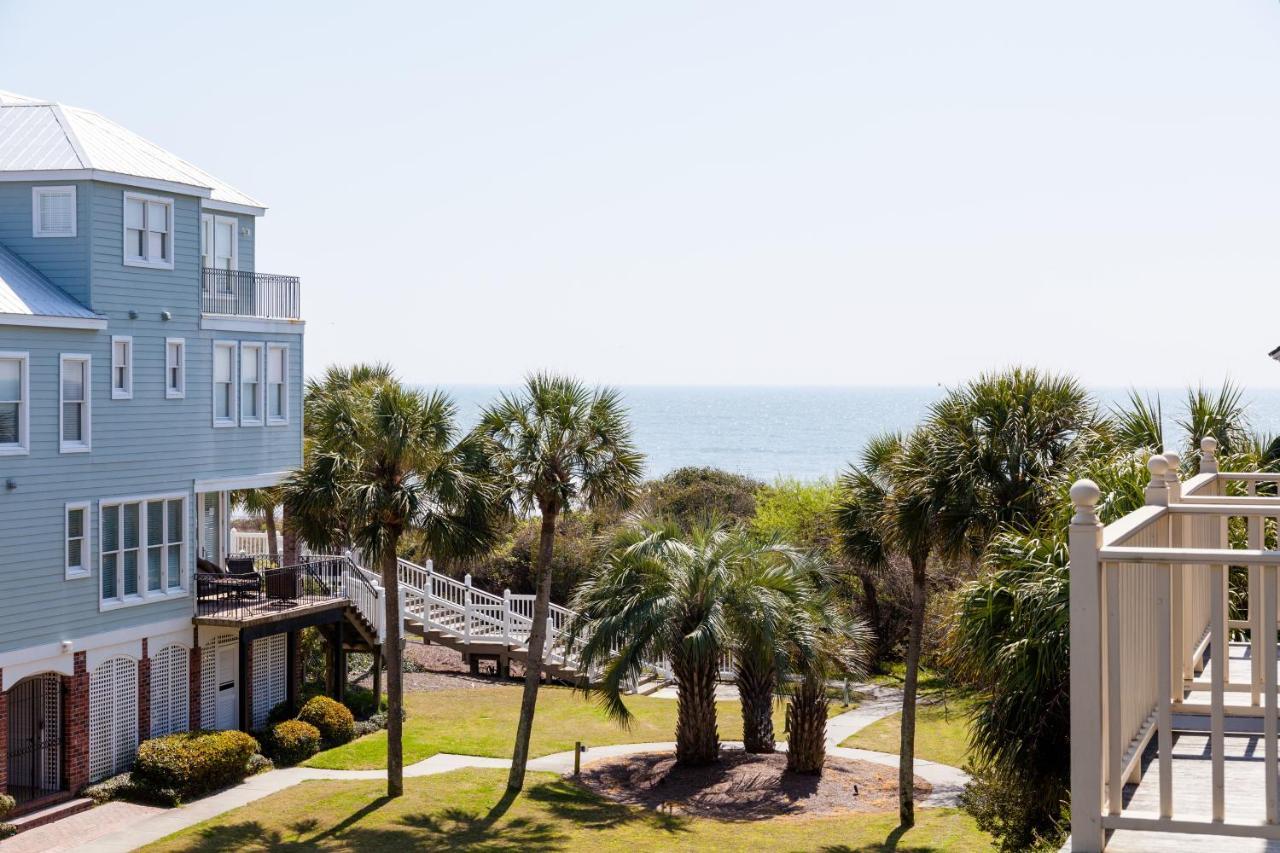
top-left (33, 186), bottom-right (76, 237)
top-left (124, 192), bottom-right (174, 269)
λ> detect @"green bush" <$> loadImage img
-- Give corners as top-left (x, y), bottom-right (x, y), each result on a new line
top-left (266, 720), bottom-right (321, 765)
top-left (247, 753), bottom-right (275, 775)
top-left (84, 773), bottom-right (135, 805)
top-left (298, 695), bottom-right (355, 746)
top-left (646, 467), bottom-right (762, 527)
top-left (132, 730), bottom-right (259, 802)
top-left (0, 793), bottom-right (13, 818)
top-left (266, 700), bottom-right (296, 727)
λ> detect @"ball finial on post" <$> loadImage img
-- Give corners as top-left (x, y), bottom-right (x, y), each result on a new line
top-left (1071, 479), bottom-right (1102, 524)
top-left (1200, 436), bottom-right (1219, 474)
top-left (1163, 451), bottom-right (1182, 501)
top-left (1146, 455), bottom-right (1170, 505)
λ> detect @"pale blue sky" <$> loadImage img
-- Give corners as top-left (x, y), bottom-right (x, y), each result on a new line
top-left (5, 1), bottom-right (1280, 387)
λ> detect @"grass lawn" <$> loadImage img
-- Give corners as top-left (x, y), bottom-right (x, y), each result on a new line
top-left (306, 685), bottom-right (789, 770)
top-left (143, 767), bottom-right (993, 852)
top-left (841, 696), bottom-right (975, 769)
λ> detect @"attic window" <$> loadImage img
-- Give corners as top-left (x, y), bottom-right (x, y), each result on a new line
top-left (33, 186), bottom-right (76, 237)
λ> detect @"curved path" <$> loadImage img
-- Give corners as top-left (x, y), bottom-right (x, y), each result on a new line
top-left (5, 685), bottom-right (968, 853)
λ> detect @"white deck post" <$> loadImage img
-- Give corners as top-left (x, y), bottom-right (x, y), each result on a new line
top-left (1147, 456), bottom-right (1174, 817)
top-left (503, 589), bottom-right (512, 644)
top-left (1265, 563), bottom-right (1278, 824)
top-left (464, 573), bottom-right (473, 642)
top-left (1070, 479), bottom-right (1106, 852)
top-left (1164, 453), bottom-right (1185, 694)
top-left (1211, 559), bottom-right (1226, 822)
top-left (1250, 482), bottom-right (1263, 706)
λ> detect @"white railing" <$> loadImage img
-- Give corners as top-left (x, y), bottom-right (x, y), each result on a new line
top-left (1070, 438), bottom-right (1280, 850)
top-left (230, 530), bottom-right (283, 559)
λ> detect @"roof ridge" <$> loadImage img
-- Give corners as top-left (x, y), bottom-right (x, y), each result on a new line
top-left (48, 104), bottom-right (88, 168)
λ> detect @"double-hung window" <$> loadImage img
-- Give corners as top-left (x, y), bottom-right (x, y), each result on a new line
top-left (124, 192), bottom-right (174, 269)
top-left (0, 352), bottom-right (29, 455)
top-left (60, 354), bottom-right (91, 453)
top-left (111, 336), bottom-right (132, 399)
top-left (240, 343), bottom-right (262, 426)
top-left (213, 342), bottom-right (236, 426)
top-left (100, 495), bottom-right (186, 606)
top-left (66, 502), bottom-right (89, 579)
top-left (32, 186), bottom-right (76, 237)
top-left (266, 344), bottom-right (288, 425)
top-left (166, 339), bottom-right (185, 399)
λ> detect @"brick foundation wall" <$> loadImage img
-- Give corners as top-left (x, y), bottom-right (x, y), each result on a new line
top-left (137, 639), bottom-right (151, 743)
top-left (0, 667), bottom-right (7, 794)
top-left (189, 644), bottom-right (202, 731)
top-left (63, 652), bottom-right (89, 793)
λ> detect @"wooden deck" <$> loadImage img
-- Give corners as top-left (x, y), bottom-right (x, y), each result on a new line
top-left (193, 594), bottom-right (347, 627)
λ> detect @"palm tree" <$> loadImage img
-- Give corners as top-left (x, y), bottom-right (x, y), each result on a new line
top-left (784, 589), bottom-right (869, 775)
top-left (476, 374), bottom-right (643, 792)
top-left (569, 519), bottom-right (780, 766)
top-left (233, 487), bottom-right (281, 564)
top-left (1179, 382), bottom-right (1249, 462)
top-left (723, 534), bottom-right (821, 754)
top-left (835, 430), bottom-right (937, 827)
top-left (282, 365), bottom-right (497, 798)
top-left (1110, 389), bottom-right (1164, 454)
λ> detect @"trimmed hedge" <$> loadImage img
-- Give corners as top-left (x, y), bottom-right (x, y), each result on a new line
top-left (84, 773), bottom-right (136, 805)
top-left (266, 720), bottom-right (321, 765)
top-left (0, 794), bottom-right (12, 818)
top-left (132, 730), bottom-right (259, 802)
top-left (247, 753), bottom-right (275, 775)
top-left (298, 696), bottom-right (355, 746)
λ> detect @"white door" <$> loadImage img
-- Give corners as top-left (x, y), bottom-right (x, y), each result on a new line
top-left (215, 644), bottom-right (238, 730)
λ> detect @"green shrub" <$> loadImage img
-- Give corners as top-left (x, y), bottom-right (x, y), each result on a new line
top-left (266, 700), bottom-right (296, 727)
top-left (247, 753), bottom-right (275, 775)
top-left (0, 793), bottom-right (13, 819)
top-left (298, 695), bottom-right (355, 746)
top-left (132, 730), bottom-right (259, 802)
top-left (266, 720), bottom-right (320, 765)
top-left (84, 773), bottom-right (135, 805)
top-left (0, 824), bottom-right (14, 841)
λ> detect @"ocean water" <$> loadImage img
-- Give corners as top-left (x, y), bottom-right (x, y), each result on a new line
top-left (438, 385), bottom-right (1280, 483)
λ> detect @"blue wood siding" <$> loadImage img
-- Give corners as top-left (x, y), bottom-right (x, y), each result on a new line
top-left (0, 181), bottom-right (301, 654)
top-left (0, 181), bottom-right (92, 306)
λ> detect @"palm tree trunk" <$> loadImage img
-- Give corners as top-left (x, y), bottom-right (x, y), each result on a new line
top-left (856, 568), bottom-right (888, 670)
top-left (735, 654), bottom-right (776, 753)
top-left (264, 505), bottom-right (280, 565)
top-left (381, 543), bottom-right (404, 798)
top-left (672, 652), bottom-right (720, 766)
top-left (899, 554), bottom-right (928, 827)
top-left (507, 503), bottom-right (558, 792)
top-left (785, 674), bottom-right (828, 774)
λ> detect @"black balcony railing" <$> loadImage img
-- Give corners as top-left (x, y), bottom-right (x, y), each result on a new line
top-left (195, 557), bottom-right (347, 620)
top-left (201, 268), bottom-right (301, 320)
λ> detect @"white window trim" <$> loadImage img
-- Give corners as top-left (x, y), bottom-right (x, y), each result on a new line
top-left (239, 342), bottom-right (263, 427)
top-left (122, 191), bottom-right (175, 270)
top-left (32, 186), bottom-right (77, 238)
top-left (165, 338), bottom-right (185, 399)
top-left (266, 343), bottom-right (289, 426)
top-left (59, 353), bottom-right (91, 454)
top-left (98, 492), bottom-right (189, 612)
top-left (110, 335), bottom-right (132, 400)
top-left (0, 351), bottom-right (30, 456)
top-left (66, 501), bottom-right (91, 580)
top-left (212, 341), bottom-right (237, 427)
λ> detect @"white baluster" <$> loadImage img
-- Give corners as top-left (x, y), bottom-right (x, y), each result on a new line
top-left (504, 589), bottom-right (512, 644)
top-left (464, 573), bottom-right (473, 642)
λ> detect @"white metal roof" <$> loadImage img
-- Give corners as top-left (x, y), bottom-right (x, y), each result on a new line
top-left (0, 241), bottom-right (102, 328)
top-left (0, 90), bottom-right (264, 214)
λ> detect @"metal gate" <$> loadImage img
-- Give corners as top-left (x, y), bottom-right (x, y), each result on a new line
top-left (5, 673), bottom-right (63, 805)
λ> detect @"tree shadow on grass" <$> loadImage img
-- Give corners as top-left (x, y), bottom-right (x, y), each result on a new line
top-left (819, 821), bottom-right (946, 853)
top-left (524, 778), bottom-right (690, 835)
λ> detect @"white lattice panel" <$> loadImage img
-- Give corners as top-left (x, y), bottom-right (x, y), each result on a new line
top-left (88, 656), bottom-right (138, 782)
top-left (251, 634), bottom-right (287, 729)
top-left (149, 644), bottom-right (190, 738)
top-left (41, 673), bottom-right (60, 790)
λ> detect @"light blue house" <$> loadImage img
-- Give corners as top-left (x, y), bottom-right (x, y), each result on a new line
top-left (0, 91), bottom-right (378, 813)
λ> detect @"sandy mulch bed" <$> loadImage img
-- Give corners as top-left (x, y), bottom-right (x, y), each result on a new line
top-left (577, 750), bottom-right (931, 820)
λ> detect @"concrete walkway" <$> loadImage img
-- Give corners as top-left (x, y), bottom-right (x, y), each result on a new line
top-left (11, 683), bottom-right (967, 853)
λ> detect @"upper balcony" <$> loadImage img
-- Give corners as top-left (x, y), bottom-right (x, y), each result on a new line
top-left (201, 268), bottom-right (301, 321)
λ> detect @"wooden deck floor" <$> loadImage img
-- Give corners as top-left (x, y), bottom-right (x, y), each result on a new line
top-left (1084, 642), bottom-right (1280, 851)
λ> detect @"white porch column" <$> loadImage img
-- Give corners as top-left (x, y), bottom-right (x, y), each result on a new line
top-left (1070, 479), bottom-right (1106, 853)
